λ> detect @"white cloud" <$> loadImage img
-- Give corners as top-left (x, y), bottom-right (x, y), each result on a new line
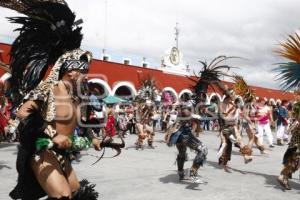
top-left (1, 0), bottom-right (300, 89)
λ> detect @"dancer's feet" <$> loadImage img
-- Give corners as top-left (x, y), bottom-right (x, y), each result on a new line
top-left (189, 175), bottom-right (205, 184)
top-left (222, 165), bottom-right (231, 173)
top-left (189, 170), bottom-right (205, 184)
top-left (258, 147), bottom-right (267, 154)
top-left (244, 155), bottom-right (253, 164)
top-left (148, 141), bottom-right (155, 149)
top-left (277, 139), bottom-right (284, 146)
top-left (278, 175), bottom-right (291, 190)
top-left (135, 144), bottom-right (144, 150)
top-left (178, 171), bottom-right (185, 181)
top-left (185, 153), bottom-right (189, 161)
top-left (261, 150), bottom-right (269, 155)
top-left (269, 144), bottom-right (275, 148)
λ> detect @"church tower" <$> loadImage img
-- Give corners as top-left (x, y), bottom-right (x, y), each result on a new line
top-left (160, 23), bottom-right (190, 76)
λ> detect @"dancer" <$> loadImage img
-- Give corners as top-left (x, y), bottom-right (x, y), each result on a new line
top-left (217, 89), bottom-right (253, 170)
top-left (134, 77), bottom-right (157, 149)
top-left (135, 101), bottom-right (155, 149)
top-left (233, 76), bottom-right (266, 154)
top-left (166, 56), bottom-right (236, 182)
top-left (277, 110), bottom-right (300, 190)
top-left (0, 1), bottom-right (124, 199)
top-left (273, 31), bottom-right (300, 190)
top-left (188, 57), bottom-right (253, 169)
top-left (255, 97), bottom-right (275, 147)
top-left (165, 105), bottom-right (208, 183)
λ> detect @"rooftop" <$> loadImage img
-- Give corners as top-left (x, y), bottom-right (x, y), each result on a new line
top-left (0, 42), bottom-right (295, 101)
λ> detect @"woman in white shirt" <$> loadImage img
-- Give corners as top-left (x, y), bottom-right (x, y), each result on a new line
top-left (255, 98), bottom-right (274, 147)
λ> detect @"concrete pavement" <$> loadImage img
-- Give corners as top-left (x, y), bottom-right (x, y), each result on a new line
top-left (0, 131), bottom-right (299, 200)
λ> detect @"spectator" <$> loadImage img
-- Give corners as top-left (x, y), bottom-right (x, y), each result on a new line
top-left (255, 98), bottom-right (275, 147)
top-left (104, 108), bottom-right (117, 139)
top-left (276, 100), bottom-right (289, 145)
top-left (117, 109), bottom-right (128, 138)
top-left (127, 112), bottom-right (136, 134)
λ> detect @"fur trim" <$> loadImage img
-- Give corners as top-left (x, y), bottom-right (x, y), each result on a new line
top-left (72, 179), bottom-right (99, 200)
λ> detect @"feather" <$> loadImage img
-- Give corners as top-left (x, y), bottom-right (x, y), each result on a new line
top-left (136, 74), bottom-right (158, 102)
top-left (2, 1), bottom-right (83, 101)
top-left (9, 108), bottom-right (48, 199)
top-left (232, 75), bottom-right (255, 103)
top-left (192, 56), bottom-right (235, 103)
top-left (274, 33), bottom-right (300, 63)
top-left (274, 62), bottom-right (300, 90)
top-left (0, 0), bottom-right (29, 13)
top-left (274, 32), bottom-right (300, 90)
top-left (0, 0), bottom-right (67, 14)
top-left (73, 179), bottom-right (99, 200)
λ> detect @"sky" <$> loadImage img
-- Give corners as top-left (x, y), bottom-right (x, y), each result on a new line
top-left (0, 0), bottom-right (300, 89)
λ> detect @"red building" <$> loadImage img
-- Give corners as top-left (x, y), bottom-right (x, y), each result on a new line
top-left (0, 42), bottom-right (295, 104)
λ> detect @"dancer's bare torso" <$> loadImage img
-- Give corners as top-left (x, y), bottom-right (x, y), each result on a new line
top-left (52, 82), bottom-right (80, 136)
top-left (17, 81), bottom-right (80, 147)
top-left (220, 101), bottom-right (238, 125)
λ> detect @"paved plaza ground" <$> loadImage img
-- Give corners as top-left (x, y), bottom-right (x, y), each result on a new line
top-left (1, 131), bottom-right (300, 200)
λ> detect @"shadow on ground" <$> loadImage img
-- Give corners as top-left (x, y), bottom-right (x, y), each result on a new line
top-left (159, 170), bottom-right (207, 191)
top-left (206, 160), bottom-right (300, 191)
top-left (0, 161), bottom-right (12, 170)
top-left (0, 142), bottom-right (17, 149)
top-left (229, 166), bottom-right (300, 191)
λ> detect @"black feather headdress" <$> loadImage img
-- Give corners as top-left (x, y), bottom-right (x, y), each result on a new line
top-left (0, 0), bottom-right (67, 15)
top-left (189, 56), bottom-right (235, 103)
top-left (2, 1), bottom-right (95, 199)
top-left (1, 0), bottom-right (83, 100)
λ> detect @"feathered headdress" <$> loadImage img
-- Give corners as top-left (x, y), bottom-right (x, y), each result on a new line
top-left (190, 56), bottom-right (235, 103)
top-left (274, 32), bottom-right (300, 91)
top-left (0, 0), bottom-right (86, 103)
top-left (233, 75), bottom-right (255, 103)
top-left (0, 0), bottom-right (67, 15)
top-left (136, 75), bottom-right (158, 102)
